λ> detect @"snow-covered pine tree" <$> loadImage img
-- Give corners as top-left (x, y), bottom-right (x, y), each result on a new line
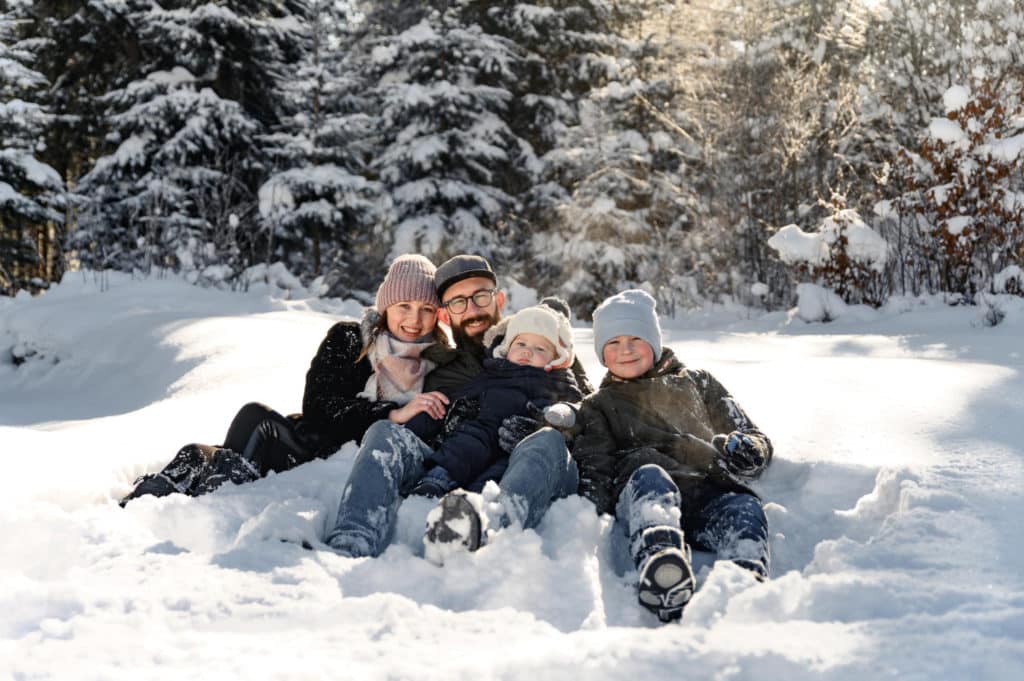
top-left (0, 0), bottom-right (66, 295)
top-left (515, 1), bottom-right (700, 316)
top-left (259, 0), bottom-right (384, 293)
top-left (73, 0), bottom-right (305, 280)
top-left (28, 0), bottom-right (145, 202)
top-left (355, 2), bottom-right (530, 264)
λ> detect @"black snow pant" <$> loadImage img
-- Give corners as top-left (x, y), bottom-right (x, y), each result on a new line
top-left (122, 403), bottom-right (314, 504)
top-left (220, 402), bottom-right (313, 476)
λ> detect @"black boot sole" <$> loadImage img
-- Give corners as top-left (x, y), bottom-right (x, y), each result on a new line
top-left (638, 548), bottom-right (695, 623)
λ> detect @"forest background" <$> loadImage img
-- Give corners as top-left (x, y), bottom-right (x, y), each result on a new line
top-left (2, 0), bottom-right (1022, 317)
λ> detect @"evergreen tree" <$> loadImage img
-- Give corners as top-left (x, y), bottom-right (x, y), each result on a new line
top-left (351, 3), bottom-right (531, 264)
top-left (29, 0), bottom-right (145, 197)
top-left (73, 0), bottom-right (305, 278)
top-left (0, 0), bottom-right (65, 295)
top-left (508, 1), bottom-right (700, 315)
top-left (259, 0), bottom-right (384, 291)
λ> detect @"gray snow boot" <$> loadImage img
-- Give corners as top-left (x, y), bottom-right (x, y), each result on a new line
top-left (634, 526), bottom-right (695, 623)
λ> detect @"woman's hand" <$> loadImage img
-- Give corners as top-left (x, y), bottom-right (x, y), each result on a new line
top-left (388, 391), bottom-right (450, 424)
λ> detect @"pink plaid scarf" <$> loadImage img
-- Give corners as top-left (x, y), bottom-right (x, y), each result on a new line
top-left (358, 332), bottom-right (437, 405)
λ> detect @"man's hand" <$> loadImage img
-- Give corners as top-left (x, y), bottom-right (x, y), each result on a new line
top-left (498, 414), bottom-right (541, 454)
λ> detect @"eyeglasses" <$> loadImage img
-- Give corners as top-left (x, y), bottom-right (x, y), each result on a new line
top-left (442, 288), bottom-right (498, 314)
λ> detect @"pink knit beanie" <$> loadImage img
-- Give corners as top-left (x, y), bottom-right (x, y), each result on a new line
top-left (375, 254), bottom-right (440, 312)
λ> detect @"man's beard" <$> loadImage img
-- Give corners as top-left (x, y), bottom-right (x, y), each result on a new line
top-left (451, 310), bottom-right (501, 350)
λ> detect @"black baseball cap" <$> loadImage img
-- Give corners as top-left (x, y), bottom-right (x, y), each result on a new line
top-left (434, 255), bottom-right (497, 299)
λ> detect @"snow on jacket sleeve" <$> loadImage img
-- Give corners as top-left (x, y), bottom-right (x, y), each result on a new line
top-left (425, 386), bottom-right (527, 488)
top-left (301, 322), bottom-right (397, 452)
top-left (572, 400), bottom-right (620, 515)
top-left (691, 368), bottom-right (774, 477)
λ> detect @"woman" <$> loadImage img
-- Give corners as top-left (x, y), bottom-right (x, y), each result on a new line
top-left (119, 254), bottom-right (451, 506)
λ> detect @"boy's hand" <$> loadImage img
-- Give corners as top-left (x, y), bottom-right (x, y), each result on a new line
top-left (713, 431), bottom-right (766, 476)
top-left (541, 402), bottom-right (578, 429)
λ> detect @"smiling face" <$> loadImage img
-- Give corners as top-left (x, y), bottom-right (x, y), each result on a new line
top-left (438, 276), bottom-right (505, 345)
top-left (384, 300), bottom-right (439, 342)
top-left (506, 332), bottom-right (558, 368)
top-left (602, 335), bottom-right (656, 379)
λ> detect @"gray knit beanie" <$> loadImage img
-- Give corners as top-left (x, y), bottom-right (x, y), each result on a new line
top-left (375, 254), bottom-right (440, 312)
top-left (592, 289), bottom-right (662, 364)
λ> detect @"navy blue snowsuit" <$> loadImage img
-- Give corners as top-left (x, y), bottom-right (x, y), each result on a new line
top-left (406, 358), bottom-right (583, 492)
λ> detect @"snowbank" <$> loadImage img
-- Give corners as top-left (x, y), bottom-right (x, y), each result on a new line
top-left (2, 272), bottom-right (1023, 680)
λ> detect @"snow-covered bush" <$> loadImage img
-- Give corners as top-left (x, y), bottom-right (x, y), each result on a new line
top-left (768, 200), bottom-right (888, 307)
top-left (892, 81), bottom-right (1024, 299)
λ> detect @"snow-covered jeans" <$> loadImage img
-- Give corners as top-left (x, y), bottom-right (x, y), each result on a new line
top-left (325, 422), bottom-right (578, 557)
top-left (489, 427), bottom-right (579, 531)
top-left (616, 464), bottom-right (771, 577)
top-left (326, 420), bottom-right (431, 557)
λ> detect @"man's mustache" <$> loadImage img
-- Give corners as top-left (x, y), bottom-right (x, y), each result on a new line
top-left (457, 314), bottom-right (492, 330)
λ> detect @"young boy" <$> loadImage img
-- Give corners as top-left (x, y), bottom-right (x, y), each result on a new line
top-left (572, 290), bottom-right (773, 622)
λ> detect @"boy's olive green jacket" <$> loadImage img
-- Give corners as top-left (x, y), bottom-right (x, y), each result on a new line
top-left (573, 348), bottom-right (773, 515)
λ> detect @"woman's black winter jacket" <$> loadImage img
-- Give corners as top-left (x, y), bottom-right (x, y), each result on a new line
top-left (297, 321), bottom-right (398, 457)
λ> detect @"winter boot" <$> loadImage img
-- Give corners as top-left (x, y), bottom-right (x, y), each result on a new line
top-left (323, 529), bottom-right (375, 558)
top-left (423, 491), bottom-right (483, 565)
top-left (634, 526), bottom-right (695, 623)
top-left (191, 448), bottom-right (260, 496)
top-left (733, 558), bottom-right (769, 581)
top-left (119, 444), bottom-right (211, 507)
top-left (118, 473), bottom-right (179, 507)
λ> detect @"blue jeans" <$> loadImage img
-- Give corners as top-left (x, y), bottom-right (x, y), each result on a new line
top-left (491, 427), bottom-right (579, 530)
top-left (325, 420), bottom-right (431, 557)
top-left (326, 422), bottom-right (578, 557)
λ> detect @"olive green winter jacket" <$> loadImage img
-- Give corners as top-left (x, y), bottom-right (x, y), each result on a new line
top-left (573, 348), bottom-right (773, 515)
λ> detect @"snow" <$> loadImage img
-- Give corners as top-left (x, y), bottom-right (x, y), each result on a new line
top-left (987, 133), bottom-right (1024, 163)
top-left (929, 117), bottom-right (967, 146)
top-left (768, 224), bottom-right (830, 266)
top-left (768, 211), bottom-right (887, 273)
top-left (943, 84), bottom-right (970, 113)
top-left (994, 265), bottom-right (1024, 293)
top-left (946, 215), bottom-right (972, 235)
top-left (3, 273), bottom-right (1024, 679)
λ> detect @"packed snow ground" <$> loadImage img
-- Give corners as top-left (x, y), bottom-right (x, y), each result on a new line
top-left (2, 272), bottom-right (1023, 680)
